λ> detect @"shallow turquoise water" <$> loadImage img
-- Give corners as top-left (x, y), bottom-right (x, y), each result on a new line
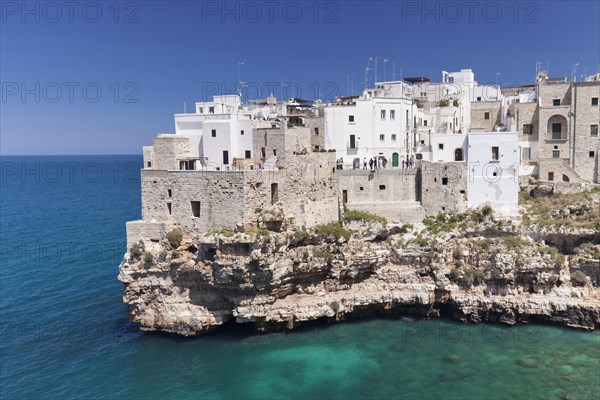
top-left (1, 156), bottom-right (599, 399)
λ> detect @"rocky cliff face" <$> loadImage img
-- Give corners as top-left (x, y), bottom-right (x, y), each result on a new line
top-left (118, 191), bottom-right (600, 335)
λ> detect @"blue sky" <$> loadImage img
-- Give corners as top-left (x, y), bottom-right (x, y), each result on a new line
top-left (1, 0), bottom-right (599, 155)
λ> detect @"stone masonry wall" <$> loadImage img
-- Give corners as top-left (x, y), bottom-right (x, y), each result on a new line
top-left (420, 161), bottom-right (468, 216)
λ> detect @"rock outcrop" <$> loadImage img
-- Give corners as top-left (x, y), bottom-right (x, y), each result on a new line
top-left (118, 192), bottom-right (600, 335)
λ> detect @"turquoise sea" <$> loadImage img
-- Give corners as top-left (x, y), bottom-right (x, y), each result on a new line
top-left (1, 155), bottom-right (598, 399)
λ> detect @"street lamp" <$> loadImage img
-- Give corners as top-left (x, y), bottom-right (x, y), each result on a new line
top-left (237, 61), bottom-right (245, 101)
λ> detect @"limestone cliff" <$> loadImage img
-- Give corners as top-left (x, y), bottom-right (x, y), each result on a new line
top-left (118, 190), bottom-right (600, 335)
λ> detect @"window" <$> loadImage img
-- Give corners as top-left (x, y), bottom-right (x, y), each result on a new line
top-left (492, 146), bottom-right (499, 160)
top-left (240, 130), bottom-right (244, 135)
top-left (592, 97), bottom-right (598, 106)
top-left (590, 151), bottom-right (596, 158)
top-left (484, 112), bottom-right (490, 120)
top-left (359, 186), bottom-right (364, 191)
top-left (548, 172), bottom-right (554, 181)
top-left (553, 99), bottom-right (560, 106)
top-left (147, 161), bottom-right (152, 168)
top-left (391, 134), bottom-right (397, 141)
top-left (477, 97), bottom-right (481, 101)
top-left (211, 129), bottom-right (216, 137)
top-left (191, 201), bottom-right (200, 218)
top-left (552, 123), bottom-right (562, 139)
top-left (521, 147), bottom-right (531, 160)
top-left (420, 140), bottom-right (425, 144)
top-left (245, 150), bottom-right (251, 158)
top-left (379, 134), bottom-right (385, 141)
top-left (273, 149), bottom-right (277, 156)
top-left (261, 147), bottom-right (266, 157)
top-left (381, 110), bottom-right (386, 119)
top-left (379, 185), bottom-right (386, 190)
top-left (167, 189), bottom-right (172, 198)
top-left (349, 115), bottom-right (355, 122)
top-left (199, 107), bottom-right (204, 113)
top-left (222, 151), bottom-right (229, 165)
top-left (523, 124), bottom-right (532, 135)
top-left (349, 135), bottom-right (356, 149)
top-left (209, 106), bottom-right (214, 113)
top-left (167, 203), bottom-right (172, 215)
top-left (552, 150), bottom-right (560, 158)
top-left (390, 110), bottom-right (395, 120)
top-left (438, 143), bottom-right (444, 150)
top-left (270, 183), bottom-right (278, 205)
top-left (592, 125), bottom-right (598, 137)
top-left (442, 177), bottom-right (448, 185)
top-left (423, 120), bottom-right (427, 126)
top-left (314, 127), bottom-right (319, 135)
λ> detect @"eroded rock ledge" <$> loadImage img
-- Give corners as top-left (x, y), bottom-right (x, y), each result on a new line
top-left (118, 203), bottom-right (600, 335)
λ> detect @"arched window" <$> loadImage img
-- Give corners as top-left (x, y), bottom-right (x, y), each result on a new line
top-left (454, 148), bottom-right (464, 161)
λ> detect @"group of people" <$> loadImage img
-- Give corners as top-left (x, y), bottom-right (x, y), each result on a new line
top-left (402, 158), bottom-right (415, 169)
top-left (337, 156), bottom-right (415, 170)
top-left (363, 157), bottom-right (388, 170)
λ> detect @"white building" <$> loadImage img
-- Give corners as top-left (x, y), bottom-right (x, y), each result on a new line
top-left (172, 95), bottom-right (254, 170)
top-left (423, 131), bottom-right (519, 216)
top-left (324, 84), bottom-right (417, 169)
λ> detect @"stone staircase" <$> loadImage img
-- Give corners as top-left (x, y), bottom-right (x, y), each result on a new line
top-left (263, 156), bottom-right (278, 170)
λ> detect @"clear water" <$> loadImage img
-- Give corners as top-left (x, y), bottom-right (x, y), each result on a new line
top-left (1, 156), bottom-right (598, 399)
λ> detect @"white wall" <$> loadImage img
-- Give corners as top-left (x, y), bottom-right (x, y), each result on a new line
top-left (467, 132), bottom-right (519, 216)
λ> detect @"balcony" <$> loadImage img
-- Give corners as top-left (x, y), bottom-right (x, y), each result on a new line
top-left (346, 140), bottom-right (359, 150)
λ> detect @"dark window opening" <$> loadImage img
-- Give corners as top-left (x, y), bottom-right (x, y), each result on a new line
top-left (261, 147), bottom-right (266, 157)
top-left (553, 99), bottom-right (560, 106)
top-left (191, 201), bottom-right (200, 217)
top-left (454, 148), bottom-right (463, 161)
top-left (240, 130), bottom-right (244, 135)
top-left (167, 203), bottom-right (172, 215)
top-left (273, 149), bottom-right (277, 156)
top-left (342, 190), bottom-right (348, 204)
top-left (492, 146), bottom-right (499, 160)
top-left (349, 115), bottom-right (354, 122)
top-left (271, 183), bottom-right (279, 205)
top-left (147, 161), bottom-right (152, 168)
top-left (552, 123), bottom-right (562, 139)
top-left (590, 151), bottom-right (596, 158)
top-left (245, 150), bottom-right (251, 158)
top-left (438, 143), bottom-right (444, 150)
top-left (211, 129), bottom-right (216, 137)
top-left (592, 97), bottom-right (598, 106)
top-left (442, 177), bottom-right (448, 185)
top-left (167, 189), bottom-right (172, 198)
top-left (459, 190), bottom-right (465, 194)
top-left (562, 174), bottom-right (570, 182)
top-left (359, 187), bottom-right (364, 191)
top-left (314, 127), bottom-right (319, 135)
top-left (379, 185), bottom-right (386, 190)
top-left (484, 112), bottom-right (490, 120)
top-left (548, 172), bottom-right (554, 181)
top-left (223, 150), bottom-right (229, 165)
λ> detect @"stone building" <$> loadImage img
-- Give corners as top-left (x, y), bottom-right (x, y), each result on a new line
top-left (507, 75), bottom-right (599, 183)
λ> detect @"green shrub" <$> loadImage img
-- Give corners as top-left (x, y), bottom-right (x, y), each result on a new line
top-left (315, 222), bottom-right (351, 241)
top-left (329, 301), bottom-right (340, 313)
top-left (143, 252), bottom-right (153, 264)
top-left (129, 243), bottom-right (142, 259)
top-left (481, 204), bottom-right (493, 217)
top-left (449, 268), bottom-right (461, 281)
top-left (462, 267), bottom-right (485, 286)
top-left (571, 270), bottom-right (587, 287)
top-left (500, 235), bottom-right (527, 249)
top-left (344, 209), bottom-right (387, 226)
top-left (167, 228), bottom-right (183, 248)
